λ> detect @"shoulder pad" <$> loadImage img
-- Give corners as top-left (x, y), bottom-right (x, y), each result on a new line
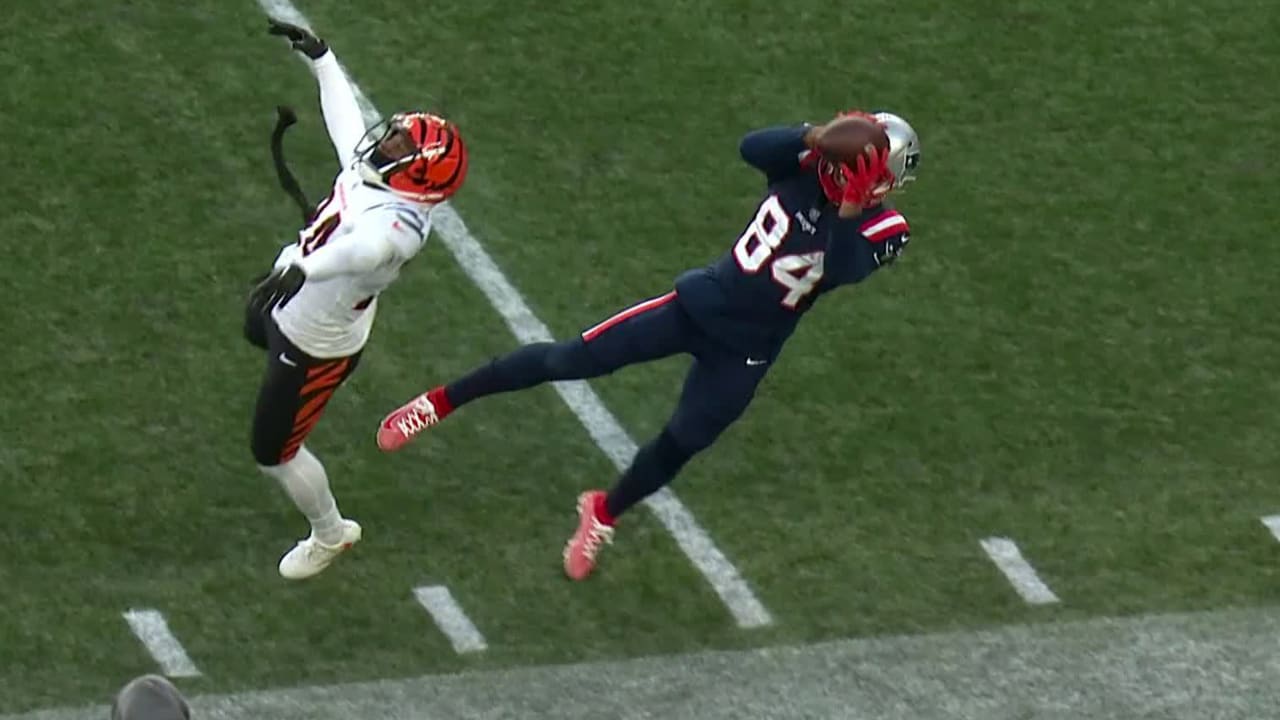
top-left (366, 202), bottom-right (429, 241)
top-left (859, 208), bottom-right (909, 243)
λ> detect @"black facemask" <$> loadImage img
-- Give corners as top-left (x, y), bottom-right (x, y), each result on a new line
top-left (368, 146), bottom-right (393, 169)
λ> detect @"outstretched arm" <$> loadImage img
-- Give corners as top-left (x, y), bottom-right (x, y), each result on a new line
top-left (268, 19), bottom-right (366, 166)
top-left (738, 125), bottom-right (819, 183)
top-left (309, 52), bottom-right (366, 166)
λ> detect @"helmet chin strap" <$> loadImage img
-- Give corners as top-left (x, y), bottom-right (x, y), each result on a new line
top-left (359, 145), bottom-right (415, 186)
top-left (356, 153), bottom-right (433, 203)
top-left (356, 154), bottom-right (393, 193)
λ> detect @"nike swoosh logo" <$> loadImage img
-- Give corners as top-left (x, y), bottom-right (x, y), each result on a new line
top-left (746, 358), bottom-right (768, 366)
top-left (279, 353), bottom-right (298, 367)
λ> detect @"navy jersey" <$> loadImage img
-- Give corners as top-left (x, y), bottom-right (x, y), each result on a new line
top-left (675, 125), bottom-right (911, 359)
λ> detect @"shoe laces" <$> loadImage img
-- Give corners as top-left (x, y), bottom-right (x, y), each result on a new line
top-left (581, 519), bottom-right (614, 559)
top-left (410, 394), bottom-right (437, 417)
top-left (395, 395), bottom-right (438, 437)
top-left (303, 539), bottom-right (340, 562)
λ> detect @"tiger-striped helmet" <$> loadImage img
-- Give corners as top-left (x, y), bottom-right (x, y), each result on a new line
top-left (355, 112), bottom-right (468, 203)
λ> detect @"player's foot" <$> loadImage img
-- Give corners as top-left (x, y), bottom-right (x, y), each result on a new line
top-left (278, 519), bottom-right (362, 580)
top-left (563, 491), bottom-right (615, 581)
top-left (377, 387), bottom-right (450, 452)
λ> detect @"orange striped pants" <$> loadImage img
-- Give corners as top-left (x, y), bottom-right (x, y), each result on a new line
top-left (250, 318), bottom-right (361, 466)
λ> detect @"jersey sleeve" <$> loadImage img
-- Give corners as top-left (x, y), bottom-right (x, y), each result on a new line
top-left (824, 208), bottom-right (911, 286)
top-left (382, 205), bottom-right (431, 260)
top-left (293, 204), bottom-right (429, 280)
top-left (738, 125), bottom-right (815, 184)
top-left (310, 51), bottom-right (367, 167)
top-left (295, 232), bottom-right (394, 281)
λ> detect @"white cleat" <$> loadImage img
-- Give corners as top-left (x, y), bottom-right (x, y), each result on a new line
top-left (278, 519), bottom-right (362, 580)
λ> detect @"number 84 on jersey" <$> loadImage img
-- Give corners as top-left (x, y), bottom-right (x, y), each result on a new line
top-left (732, 195), bottom-right (824, 310)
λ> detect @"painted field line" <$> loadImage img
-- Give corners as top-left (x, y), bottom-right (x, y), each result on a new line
top-left (979, 537), bottom-right (1060, 605)
top-left (1260, 515), bottom-right (1280, 542)
top-left (256, 0), bottom-right (771, 629)
top-left (413, 586), bottom-right (488, 653)
top-left (17, 606), bottom-right (1280, 720)
top-left (121, 609), bottom-right (201, 678)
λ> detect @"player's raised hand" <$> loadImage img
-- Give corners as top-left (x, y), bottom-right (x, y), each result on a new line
top-left (266, 18), bottom-right (329, 59)
top-left (838, 147), bottom-right (892, 216)
top-left (249, 264), bottom-right (308, 313)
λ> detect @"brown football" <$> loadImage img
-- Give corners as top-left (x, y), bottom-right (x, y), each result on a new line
top-left (817, 114), bottom-right (889, 166)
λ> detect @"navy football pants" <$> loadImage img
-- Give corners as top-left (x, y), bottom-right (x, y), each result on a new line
top-left (445, 290), bottom-right (770, 518)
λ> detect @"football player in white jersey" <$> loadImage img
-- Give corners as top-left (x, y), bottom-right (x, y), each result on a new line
top-left (244, 19), bottom-right (468, 580)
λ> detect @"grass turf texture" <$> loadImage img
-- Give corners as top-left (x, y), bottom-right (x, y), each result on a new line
top-left (1, 0), bottom-right (1278, 711)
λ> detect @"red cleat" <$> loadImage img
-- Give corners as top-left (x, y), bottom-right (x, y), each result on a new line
top-left (563, 491), bottom-right (615, 580)
top-left (377, 388), bottom-right (448, 452)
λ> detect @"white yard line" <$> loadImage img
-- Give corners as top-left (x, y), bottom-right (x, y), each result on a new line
top-left (1260, 515), bottom-right (1280, 543)
top-left (121, 609), bottom-right (201, 678)
top-left (256, 0), bottom-right (771, 629)
top-left (979, 537), bottom-right (1060, 605)
top-left (413, 586), bottom-right (488, 654)
top-left (14, 606), bottom-right (1280, 720)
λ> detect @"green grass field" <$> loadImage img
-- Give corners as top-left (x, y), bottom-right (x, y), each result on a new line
top-left (3, 0), bottom-right (1280, 714)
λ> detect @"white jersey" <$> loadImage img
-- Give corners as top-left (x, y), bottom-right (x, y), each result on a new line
top-left (267, 51), bottom-right (433, 359)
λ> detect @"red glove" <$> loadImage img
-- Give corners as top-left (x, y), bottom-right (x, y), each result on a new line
top-left (839, 146), bottom-right (892, 209)
top-left (837, 109), bottom-right (881, 124)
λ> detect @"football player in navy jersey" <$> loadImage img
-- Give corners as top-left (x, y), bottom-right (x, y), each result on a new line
top-left (377, 110), bottom-right (921, 580)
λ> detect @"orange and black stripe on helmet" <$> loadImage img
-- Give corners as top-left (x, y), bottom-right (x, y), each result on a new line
top-left (355, 112), bottom-right (468, 203)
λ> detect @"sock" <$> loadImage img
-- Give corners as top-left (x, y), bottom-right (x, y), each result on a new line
top-left (427, 386), bottom-right (454, 416)
top-left (605, 430), bottom-right (696, 519)
top-left (259, 445), bottom-right (345, 545)
top-left (593, 491), bottom-right (616, 526)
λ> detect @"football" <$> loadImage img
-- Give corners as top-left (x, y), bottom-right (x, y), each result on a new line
top-left (817, 114), bottom-right (890, 166)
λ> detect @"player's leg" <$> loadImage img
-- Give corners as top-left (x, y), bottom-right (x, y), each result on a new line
top-left (378, 290), bottom-right (690, 451)
top-left (448, 291), bottom-right (688, 403)
top-left (251, 324), bottom-right (362, 579)
top-left (564, 350), bottom-right (770, 579)
top-left (111, 675), bottom-right (191, 720)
